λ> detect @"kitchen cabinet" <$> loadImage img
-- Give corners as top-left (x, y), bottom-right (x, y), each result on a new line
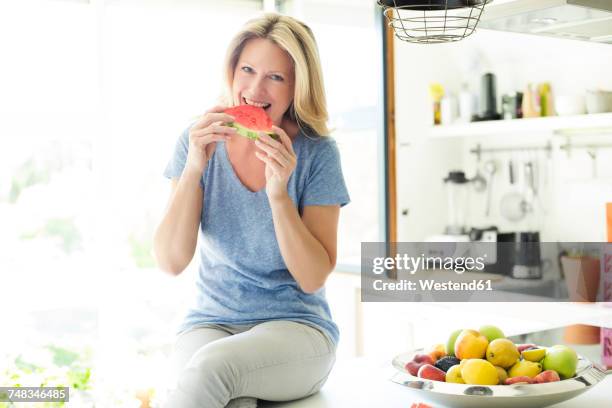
top-left (430, 112), bottom-right (612, 139)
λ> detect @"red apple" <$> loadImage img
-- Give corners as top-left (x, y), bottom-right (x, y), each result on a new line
top-left (418, 364), bottom-right (446, 382)
top-left (534, 370), bottom-right (561, 383)
top-left (413, 354), bottom-right (435, 365)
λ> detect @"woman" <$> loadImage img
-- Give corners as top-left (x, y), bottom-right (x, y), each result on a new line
top-left (154, 12), bottom-right (350, 408)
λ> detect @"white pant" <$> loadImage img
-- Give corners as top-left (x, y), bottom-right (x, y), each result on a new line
top-left (162, 320), bottom-right (336, 408)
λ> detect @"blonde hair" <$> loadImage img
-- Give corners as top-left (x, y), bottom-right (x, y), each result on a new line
top-left (222, 13), bottom-right (329, 136)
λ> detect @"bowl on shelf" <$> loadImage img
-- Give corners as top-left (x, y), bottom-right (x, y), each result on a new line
top-left (586, 90), bottom-right (612, 114)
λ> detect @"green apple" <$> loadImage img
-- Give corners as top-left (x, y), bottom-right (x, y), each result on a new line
top-left (542, 345), bottom-right (578, 380)
top-left (446, 329), bottom-right (463, 357)
top-left (479, 325), bottom-right (505, 342)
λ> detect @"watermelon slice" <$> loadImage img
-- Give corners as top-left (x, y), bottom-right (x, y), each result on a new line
top-left (224, 105), bottom-right (279, 140)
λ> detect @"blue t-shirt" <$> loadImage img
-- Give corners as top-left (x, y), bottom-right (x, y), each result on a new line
top-left (163, 125), bottom-right (350, 345)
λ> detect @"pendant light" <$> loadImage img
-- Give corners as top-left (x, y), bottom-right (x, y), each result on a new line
top-left (378, 0), bottom-right (492, 44)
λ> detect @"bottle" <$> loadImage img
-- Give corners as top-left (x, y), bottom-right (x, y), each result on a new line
top-left (538, 82), bottom-right (554, 117)
top-left (441, 94), bottom-right (458, 125)
top-left (459, 82), bottom-right (475, 123)
top-left (522, 83), bottom-right (540, 118)
top-left (429, 83), bottom-right (444, 125)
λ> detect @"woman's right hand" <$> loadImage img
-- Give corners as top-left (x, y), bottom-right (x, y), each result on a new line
top-left (185, 105), bottom-right (236, 174)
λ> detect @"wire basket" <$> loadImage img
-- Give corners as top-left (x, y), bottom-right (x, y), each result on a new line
top-left (378, 0), bottom-right (492, 44)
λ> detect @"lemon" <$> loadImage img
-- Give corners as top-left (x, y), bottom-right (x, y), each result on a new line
top-left (495, 366), bottom-right (508, 384)
top-left (522, 348), bottom-right (546, 362)
top-left (508, 360), bottom-right (543, 378)
top-left (461, 359), bottom-right (499, 386)
top-left (446, 365), bottom-right (465, 384)
top-left (486, 339), bottom-right (520, 369)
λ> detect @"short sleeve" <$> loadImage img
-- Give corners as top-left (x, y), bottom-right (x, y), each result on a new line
top-left (163, 126), bottom-right (205, 189)
top-left (301, 139), bottom-right (351, 208)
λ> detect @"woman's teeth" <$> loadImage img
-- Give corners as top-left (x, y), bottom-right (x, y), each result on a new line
top-left (244, 98), bottom-right (271, 109)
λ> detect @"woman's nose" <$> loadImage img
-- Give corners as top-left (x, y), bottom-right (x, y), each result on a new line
top-left (246, 75), bottom-right (267, 96)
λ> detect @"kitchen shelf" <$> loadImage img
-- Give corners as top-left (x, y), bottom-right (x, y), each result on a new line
top-left (430, 112), bottom-right (612, 139)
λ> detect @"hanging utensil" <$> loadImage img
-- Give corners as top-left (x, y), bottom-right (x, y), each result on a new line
top-left (500, 192), bottom-right (529, 222)
top-left (508, 158), bottom-right (515, 185)
top-left (484, 160), bottom-right (497, 217)
top-left (472, 165), bottom-right (487, 193)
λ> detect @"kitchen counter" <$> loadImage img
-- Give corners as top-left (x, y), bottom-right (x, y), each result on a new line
top-left (260, 325), bottom-right (612, 408)
top-left (260, 358), bottom-right (611, 408)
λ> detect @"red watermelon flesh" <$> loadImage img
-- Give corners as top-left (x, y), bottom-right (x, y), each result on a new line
top-left (224, 105), bottom-right (278, 140)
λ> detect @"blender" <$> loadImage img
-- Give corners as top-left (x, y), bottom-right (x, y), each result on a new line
top-left (443, 170), bottom-right (470, 239)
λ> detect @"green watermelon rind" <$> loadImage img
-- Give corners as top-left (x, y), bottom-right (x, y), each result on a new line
top-left (227, 122), bottom-right (279, 140)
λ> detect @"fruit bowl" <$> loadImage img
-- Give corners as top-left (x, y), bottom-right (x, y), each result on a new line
top-left (391, 349), bottom-right (611, 408)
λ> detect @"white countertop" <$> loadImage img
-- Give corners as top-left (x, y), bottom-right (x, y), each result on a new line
top-left (260, 358), bottom-right (612, 408)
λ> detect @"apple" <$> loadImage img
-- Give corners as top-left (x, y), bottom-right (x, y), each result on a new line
top-left (405, 354), bottom-right (435, 376)
top-left (516, 343), bottom-right (537, 353)
top-left (446, 329), bottom-right (463, 357)
top-left (479, 325), bottom-right (505, 342)
top-left (542, 345), bottom-right (578, 380)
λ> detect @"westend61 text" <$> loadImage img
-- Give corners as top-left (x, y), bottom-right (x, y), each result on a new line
top-left (372, 279), bottom-right (493, 292)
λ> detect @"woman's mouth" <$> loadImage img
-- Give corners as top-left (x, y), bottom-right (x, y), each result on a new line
top-left (243, 97), bottom-right (271, 111)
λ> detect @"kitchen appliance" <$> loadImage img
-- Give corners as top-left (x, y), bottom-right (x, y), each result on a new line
top-left (512, 231), bottom-right (543, 279)
top-left (479, 0), bottom-right (612, 44)
top-left (483, 231), bottom-right (543, 278)
top-left (443, 171), bottom-right (471, 236)
top-left (377, 0), bottom-right (492, 44)
top-left (473, 73), bottom-right (502, 121)
top-left (391, 325), bottom-right (612, 408)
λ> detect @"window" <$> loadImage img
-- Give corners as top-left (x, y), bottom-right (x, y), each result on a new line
top-left (278, 0), bottom-right (386, 268)
top-left (1, 0), bottom-right (385, 403)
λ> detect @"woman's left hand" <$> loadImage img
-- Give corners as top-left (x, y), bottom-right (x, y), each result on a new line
top-left (254, 125), bottom-right (296, 201)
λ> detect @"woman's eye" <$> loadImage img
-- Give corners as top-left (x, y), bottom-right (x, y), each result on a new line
top-left (270, 74), bottom-right (284, 81)
top-left (241, 66), bottom-right (253, 73)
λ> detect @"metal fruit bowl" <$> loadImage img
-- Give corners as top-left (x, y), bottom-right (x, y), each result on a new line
top-left (391, 349), bottom-right (611, 408)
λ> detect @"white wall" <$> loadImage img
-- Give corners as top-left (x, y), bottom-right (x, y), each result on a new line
top-left (394, 28), bottom-right (612, 243)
